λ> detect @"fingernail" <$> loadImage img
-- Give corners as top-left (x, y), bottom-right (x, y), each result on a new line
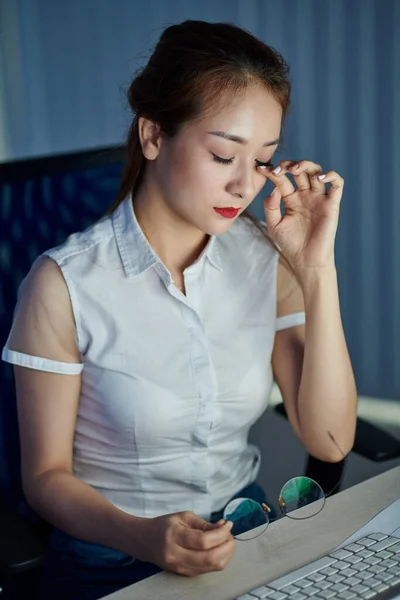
top-left (292, 163), bottom-right (300, 170)
top-left (217, 519), bottom-right (226, 525)
top-left (272, 166), bottom-right (282, 175)
top-left (225, 520), bottom-right (234, 528)
top-left (318, 174), bottom-right (326, 180)
top-left (271, 187), bottom-right (277, 195)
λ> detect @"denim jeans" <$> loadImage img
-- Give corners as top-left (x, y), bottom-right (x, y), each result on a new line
top-left (40, 481), bottom-right (274, 600)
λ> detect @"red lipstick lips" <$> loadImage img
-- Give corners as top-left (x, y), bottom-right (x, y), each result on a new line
top-left (213, 207), bottom-right (240, 219)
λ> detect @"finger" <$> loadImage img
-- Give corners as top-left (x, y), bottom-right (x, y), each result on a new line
top-left (181, 511), bottom-right (230, 531)
top-left (180, 511), bottom-right (210, 530)
top-left (202, 519), bottom-right (227, 531)
top-left (287, 160), bottom-right (325, 192)
top-left (321, 170), bottom-right (344, 204)
top-left (195, 538), bottom-right (236, 575)
top-left (263, 186), bottom-right (283, 234)
top-left (180, 511), bottom-right (230, 533)
top-left (292, 170), bottom-right (311, 191)
top-left (178, 520), bottom-right (234, 551)
top-left (258, 160), bottom-right (296, 197)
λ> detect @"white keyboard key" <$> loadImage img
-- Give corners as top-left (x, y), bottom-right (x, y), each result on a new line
top-left (368, 577), bottom-right (384, 588)
top-left (308, 573), bottom-right (326, 583)
top-left (368, 534), bottom-right (388, 542)
top-left (356, 571), bottom-right (374, 581)
top-left (374, 583), bottom-right (389, 592)
top-left (267, 557), bottom-right (337, 590)
top-left (290, 594), bottom-right (307, 600)
top-left (375, 571), bottom-right (394, 582)
top-left (330, 549), bottom-right (352, 560)
top-left (337, 591), bottom-right (357, 599)
top-left (364, 556), bottom-right (382, 566)
top-left (320, 568), bottom-right (339, 577)
top-left (237, 595), bottom-right (257, 600)
top-left (302, 586), bottom-right (320, 597)
top-left (361, 591), bottom-right (377, 599)
top-left (356, 561), bottom-right (372, 572)
top-left (268, 592), bottom-right (289, 600)
top-left (356, 538), bottom-right (379, 548)
top-left (296, 580), bottom-right (314, 589)
top-left (369, 564), bottom-right (386, 575)
top-left (330, 583), bottom-right (348, 593)
top-left (374, 550), bottom-right (393, 560)
top-left (251, 586), bottom-right (276, 598)
top-left (340, 568), bottom-right (357, 578)
top-left (344, 576), bottom-right (362, 586)
top-left (358, 549), bottom-right (374, 559)
top-left (281, 585), bottom-right (301, 595)
top-left (326, 575), bottom-right (345, 584)
top-left (316, 590), bottom-right (335, 599)
top-left (380, 558), bottom-right (397, 569)
top-left (368, 537), bottom-right (400, 552)
top-left (351, 584), bottom-right (369, 594)
top-left (314, 581), bottom-right (333, 590)
top-left (335, 562), bottom-right (353, 571)
top-left (344, 543), bottom-right (364, 553)
top-left (390, 542), bottom-right (400, 553)
top-left (344, 555), bottom-right (363, 565)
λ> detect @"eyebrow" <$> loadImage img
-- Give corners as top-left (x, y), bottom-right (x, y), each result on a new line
top-left (207, 131), bottom-right (280, 147)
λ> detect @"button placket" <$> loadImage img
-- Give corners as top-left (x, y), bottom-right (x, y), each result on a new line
top-left (181, 301), bottom-right (219, 510)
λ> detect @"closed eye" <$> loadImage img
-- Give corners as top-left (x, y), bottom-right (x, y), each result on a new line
top-left (256, 159), bottom-right (273, 168)
top-left (212, 153), bottom-right (234, 165)
top-left (212, 154), bottom-right (273, 168)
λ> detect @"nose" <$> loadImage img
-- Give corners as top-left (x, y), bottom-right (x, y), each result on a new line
top-left (226, 164), bottom-right (257, 202)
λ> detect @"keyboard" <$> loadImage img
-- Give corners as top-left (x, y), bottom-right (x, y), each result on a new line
top-left (237, 532), bottom-right (400, 600)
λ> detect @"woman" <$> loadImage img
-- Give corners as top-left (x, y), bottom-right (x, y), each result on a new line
top-left (2, 19), bottom-right (357, 600)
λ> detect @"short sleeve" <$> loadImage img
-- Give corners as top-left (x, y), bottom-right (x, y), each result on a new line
top-left (1, 256), bottom-right (84, 374)
top-left (275, 256), bottom-right (306, 331)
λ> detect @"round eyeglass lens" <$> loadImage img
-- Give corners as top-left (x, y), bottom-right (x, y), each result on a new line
top-left (222, 497), bottom-right (269, 540)
top-left (279, 476), bottom-right (325, 519)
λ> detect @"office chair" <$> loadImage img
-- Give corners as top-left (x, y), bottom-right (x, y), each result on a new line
top-left (0, 146), bottom-right (124, 599)
top-left (1, 146), bottom-right (400, 600)
top-left (274, 402), bottom-right (400, 495)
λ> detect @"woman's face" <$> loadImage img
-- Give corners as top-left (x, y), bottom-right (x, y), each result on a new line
top-left (152, 84), bottom-right (283, 236)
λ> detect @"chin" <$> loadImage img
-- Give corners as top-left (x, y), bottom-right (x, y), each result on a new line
top-left (182, 208), bottom-right (238, 237)
top-left (203, 218), bottom-right (237, 237)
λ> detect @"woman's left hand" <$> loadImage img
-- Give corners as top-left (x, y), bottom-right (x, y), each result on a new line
top-left (258, 160), bottom-right (344, 270)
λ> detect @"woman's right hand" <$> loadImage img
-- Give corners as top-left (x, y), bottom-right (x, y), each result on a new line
top-left (133, 510), bottom-right (236, 576)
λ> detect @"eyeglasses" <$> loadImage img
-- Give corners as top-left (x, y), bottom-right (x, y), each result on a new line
top-left (223, 431), bottom-right (347, 541)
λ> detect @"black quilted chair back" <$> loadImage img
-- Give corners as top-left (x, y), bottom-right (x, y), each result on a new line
top-left (0, 146), bottom-right (124, 512)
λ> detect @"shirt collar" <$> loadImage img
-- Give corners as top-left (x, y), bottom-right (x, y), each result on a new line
top-left (112, 195), bottom-right (223, 278)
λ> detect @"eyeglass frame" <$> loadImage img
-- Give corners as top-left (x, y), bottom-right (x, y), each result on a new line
top-left (223, 431), bottom-right (348, 541)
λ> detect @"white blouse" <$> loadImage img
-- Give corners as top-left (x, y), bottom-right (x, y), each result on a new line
top-left (2, 196), bottom-right (305, 521)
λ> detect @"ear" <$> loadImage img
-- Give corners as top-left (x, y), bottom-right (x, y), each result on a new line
top-left (138, 117), bottom-right (162, 160)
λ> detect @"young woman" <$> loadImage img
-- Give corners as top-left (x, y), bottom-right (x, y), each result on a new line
top-left (2, 19), bottom-right (357, 600)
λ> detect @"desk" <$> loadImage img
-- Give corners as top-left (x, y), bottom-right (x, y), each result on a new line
top-left (102, 466), bottom-right (400, 600)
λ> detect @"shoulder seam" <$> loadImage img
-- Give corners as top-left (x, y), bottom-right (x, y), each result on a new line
top-left (45, 229), bottom-right (114, 267)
